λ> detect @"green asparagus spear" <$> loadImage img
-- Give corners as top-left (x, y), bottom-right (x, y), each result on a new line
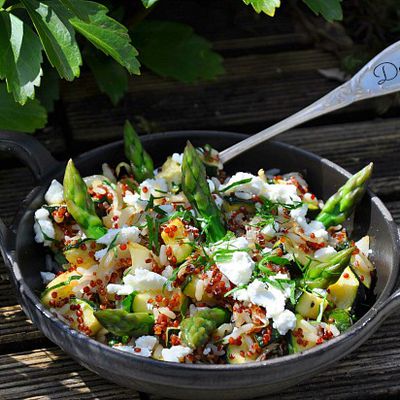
top-left (124, 120), bottom-right (154, 182)
top-left (303, 247), bottom-right (355, 289)
top-left (94, 309), bottom-right (154, 337)
top-left (180, 307), bottom-right (230, 349)
top-left (63, 159), bottom-right (107, 240)
top-left (182, 142), bottom-right (226, 243)
top-left (316, 163), bottom-right (373, 228)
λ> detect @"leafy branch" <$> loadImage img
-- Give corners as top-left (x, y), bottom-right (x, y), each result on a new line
top-left (0, 0), bottom-right (345, 133)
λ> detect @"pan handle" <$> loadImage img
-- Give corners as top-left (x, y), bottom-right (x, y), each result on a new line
top-left (0, 131), bottom-right (61, 260)
top-left (0, 131), bottom-right (61, 182)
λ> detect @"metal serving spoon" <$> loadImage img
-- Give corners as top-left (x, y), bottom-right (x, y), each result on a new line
top-left (220, 40), bottom-right (400, 164)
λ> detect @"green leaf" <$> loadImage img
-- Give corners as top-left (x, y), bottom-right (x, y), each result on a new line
top-left (84, 46), bottom-right (128, 106)
top-left (303, 0), bottom-right (343, 22)
top-left (59, 0), bottom-right (89, 20)
top-left (68, 0), bottom-right (140, 75)
top-left (242, 0), bottom-right (281, 16)
top-left (21, 0), bottom-right (82, 80)
top-left (36, 62), bottom-right (60, 112)
top-left (141, 0), bottom-right (159, 8)
top-left (0, 83), bottom-right (47, 132)
top-left (132, 20), bottom-right (224, 83)
top-left (0, 11), bottom-right (42, 105)
top-left (0, 1), bottom-right (6, 8)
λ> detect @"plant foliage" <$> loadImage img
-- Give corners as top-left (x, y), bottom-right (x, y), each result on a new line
top-left (0, 0), bottom-right (345, 133)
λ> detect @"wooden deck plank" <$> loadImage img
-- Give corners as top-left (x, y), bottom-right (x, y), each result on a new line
top-left (0, 348), bottom-right (137, 400)
top-left (1, 306), bottom-right (400, 400)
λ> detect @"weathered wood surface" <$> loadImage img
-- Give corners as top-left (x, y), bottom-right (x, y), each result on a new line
top-left (1, 0), bottom-right (400, 398)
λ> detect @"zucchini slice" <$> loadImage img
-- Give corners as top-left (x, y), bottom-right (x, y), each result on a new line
top-left (295, 291), bottom-right (328, 320)
top-left (327, 266), bottom-right (359, 310)
top-left (41, 270), bottom-right (81, 306)
top-left (161, 218), bottom-right (193, 263)
top-left (63, 299), bottom-right (101, 336)
top-left (226, 335), bottom-right (258, 364)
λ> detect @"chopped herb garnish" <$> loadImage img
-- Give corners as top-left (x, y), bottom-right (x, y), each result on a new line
top-left (219, 178), bottom-right (253, 193)
top-left (146, 215), bottom-right (160, 253)
top-left (224, 284), bottom-right (247, 297)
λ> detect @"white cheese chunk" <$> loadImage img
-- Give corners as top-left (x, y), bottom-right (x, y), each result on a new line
top-left (44, 179), bottom-right (64, 205)
top-left (314, 246), bottom-right (337, 261)
top-left (34, 208), bottom-right (55, 246)
top-left (263, 183), bottom-right (301, 204)
top-left (133, 335), bottom-right (158, 357)
top-left (139, 178), bottom-right (168, 200)
top-left (107, 268), bottom-right (168, 295)
top-left (162, 345), bottom-right (192, 362)
top-left (171, 153), bottom-right (183, 165)
top-left (272, 309), bottom-right (297, 335)
top-left (216, 251), bottom-right (255, 286)
top-left (96, 226), bottom-right (140, 247)
top-left (220, 172), bottom-right (262, 196)
top-left (291, 204), bottom-right (328, 240)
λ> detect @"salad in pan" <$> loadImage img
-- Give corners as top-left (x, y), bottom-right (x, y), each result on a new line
top-left (35, 121), bottom-right (375, 364)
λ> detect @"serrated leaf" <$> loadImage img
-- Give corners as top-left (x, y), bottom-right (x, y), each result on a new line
top-left (132, 20), bottom-right (224, 83)
top-left (0, 83), bottom-right (47, 132)
top-left (85, 46), bottom-right (128, 106)
top-left (0, 11), bottom-right (43, 105)
top-left (68, 0), bottom-right (140, 75)
top-left (141, 0), bottom-right (159, 8)
top-left (36, 62), bottom-right (60, 112)
top-left (242, 0), bottom-right (281, 16)
top-left (303, 0), bottom-right (343, 22)
top-left (21, 0), bottom-right (82, 80)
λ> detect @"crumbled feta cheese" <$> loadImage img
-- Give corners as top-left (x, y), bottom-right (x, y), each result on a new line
top-left (233, 278), bottom-right (296, 333)
top-left (217, 251), bottom-right (255, 286)
top-left (107, 268), bottom-right (168, 295)
top-left (314, 246), bottom-right (337, 261)
top-left (212, 236), bottom-right (249, 252)
top-left (44, 180), bottom-right (64, 205)
top-left (272, 309), bottom-right (297, 335)
top-left (123, 190), bottom-right (148, 211)
top-left (133, 335), bottom-right (158, 357)
top-left (40, 271), bottom-right (55, 284)
top-left (263, 183), bottom-right (301, 204)
top-left (34, 208), bottom-right (55, 246)
top-left (220, 172), bottom-right (262, 196)
top-left (162, 345), bottom-right (192, 362)
top-left (171, 153), bottom-right (183, 165)
top-left (139, 178), bottom-right (168, 201)
top-left (261, 222), bottom-right (279, 238)
top-left (233, 279), bottom-right (287, 318)
top-left (291, 204), bottom-right (328, 240)
top-left (96, 226), bottom-right (140, 246)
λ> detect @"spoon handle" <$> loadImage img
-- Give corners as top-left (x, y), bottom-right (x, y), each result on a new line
top-left (220, 40), bottom-right (400, 164)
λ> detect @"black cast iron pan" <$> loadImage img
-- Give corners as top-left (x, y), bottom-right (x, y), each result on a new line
top-left (0, 131), bottom-right (399, 400)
